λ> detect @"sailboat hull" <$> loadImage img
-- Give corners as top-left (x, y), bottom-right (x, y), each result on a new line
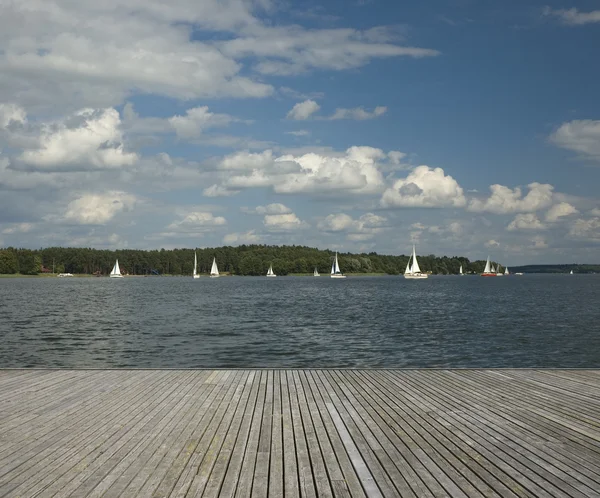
top-left (266, 274), bottom-right (276, 278)
top-left (193, 274), bottom-right (200, 279)
top-left (109, 274), bottom-right (123, 278)
top-left (330, 274), bottom-right (346, 279)
top-left (480, 273), bottom-right (497, 277)
top-left (404, 273), bottom-right (428, 279)
top-left (209, 275), bottom-right (220, 278)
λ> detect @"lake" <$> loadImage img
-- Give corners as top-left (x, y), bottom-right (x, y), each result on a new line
top-left (0, 274), bottom-right (598, 368)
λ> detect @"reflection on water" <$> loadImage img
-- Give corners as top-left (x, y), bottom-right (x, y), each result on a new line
top-left (1, 275), bottom-right (599, 368)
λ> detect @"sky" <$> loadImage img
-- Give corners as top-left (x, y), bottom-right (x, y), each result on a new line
top-left (1, 0), bottom-right (599, 265)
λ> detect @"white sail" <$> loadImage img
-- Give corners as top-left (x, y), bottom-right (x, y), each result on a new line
top-left (411, 246), bottom-right (421, 273)
top-left (459, 264), bottom-right (463, 275)
top-left (110, 259), bottom-right (123, 278)
top-left (313, 267), bottom-right (320, 277)
top-left (504, 267), bottom-right (509, 275)
top-left (404, 258), bottom-right (412, 275)
top-left (193, 252), bottom-right (199, 278)
top-left (330, 252), bottom-right (346, 278)
top-left (266, 264), bottom-right (276, 277)
top-left (210, 257), bottom-right (219, 277)
top-left (570, 270), bottom-right (573, 274)
top-left (483, 256), bottom-right (491, 274)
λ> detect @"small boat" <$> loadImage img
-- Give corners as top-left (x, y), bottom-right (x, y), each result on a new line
top-left (330, 252), bottom-right (346, 278)
top-left (504, 266), bottom-right (510, 276)
top-left (57, 273), bottom-right (74, 277)
top-left (496, 264), bottom-right (504, 276)
top-left (404, 245), bottom-right (428, 279)
top-left (515, 272), bottom-right (524, 276)
top-left (459, 264), bottom-right (464, 276)
top-left (109, 259), bottom-right (123, 278)
top-left (193, 252), bottom-right (200, 279)
top-left (570, 270), bottom-right (574, 275)
top-left (313, 267), bottom-right (320, 277)
top-left (266, 264), bottom-right (276, 277)
top-left (210, 257), bottom-right (220, 278)
top-left (481, 256), bottom-right (496, 277)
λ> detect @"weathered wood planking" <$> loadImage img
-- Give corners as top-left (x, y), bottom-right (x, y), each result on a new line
top-left (0, 370), bottom-right (599, 497)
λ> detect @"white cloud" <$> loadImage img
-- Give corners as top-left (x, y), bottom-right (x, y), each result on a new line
top-left (223, 230), bottom-right (261, 245)
top-left (317, 212), bottom-right (387, 240)
top-left (221, 24), bottom-right (440, 76)
top-left (202, 184), bottom-right (240, 197)
top-left (327, 106), bottom-right (387, 120)
top-left (243, 203), bottom-right (292, 215)
top-left (168, 106), bottom-right (236, 139)
top-left (549, 120), bottom-right (600, 161)
top-left (263, 213), bottom-right (309, 231)
top-left (0, 103), bottom-right (27, 129)
top-left (58, 191), bottom-right (138, 225)
top-left (18, 108), bottom-right (138, 171)
top-left (166, 212), bottom-right (227, 234)
top-left (286, 100), bottom-right (321, 120)
top-left (2, 222), bottom-right (34, 234)
top-left (507, 213), bottom-right (547, 231)
top-left (381, 165), bottom-right (466, 208)
top-left (468, 183), bottom-right (554, 214)
top-left (215, 146), bottom-right (387, 195)
top-left (285, 130), bottom-right (310, 137)
top-left (590, 208), bottom-right (600, 216)
top-left (545, 202), bottom-right (578, 222)
top-left (543, 7), bottom-right (600, 25)
top-left (531, 236), bottom-right (548, 249)
top-left (569, 217), bottom-right (600, 241)
top-left (485, 239), bottom-right (500, 248)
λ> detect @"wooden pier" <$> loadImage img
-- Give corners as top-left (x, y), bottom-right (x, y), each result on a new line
top-left (1, 369), bottom-right (599, 497)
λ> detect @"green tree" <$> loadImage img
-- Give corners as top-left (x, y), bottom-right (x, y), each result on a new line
top-left (0, 250), bottom-right (18, 274)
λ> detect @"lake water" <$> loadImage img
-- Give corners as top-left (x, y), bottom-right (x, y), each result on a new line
top-left (0, 275), bottom-right (598, 368)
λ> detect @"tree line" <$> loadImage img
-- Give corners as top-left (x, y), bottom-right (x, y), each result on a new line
top-left (0, 245), bottom-right (496, 276)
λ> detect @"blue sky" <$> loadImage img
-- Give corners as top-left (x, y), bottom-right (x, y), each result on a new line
top-left (1, 0), bottom-right (599, 264)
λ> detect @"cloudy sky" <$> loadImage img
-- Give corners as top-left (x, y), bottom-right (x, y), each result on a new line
top-left (1, 0), bottom-right (599, 264)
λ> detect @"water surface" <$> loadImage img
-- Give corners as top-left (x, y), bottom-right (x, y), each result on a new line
top-left (0, 274), bottom-right (598, 368)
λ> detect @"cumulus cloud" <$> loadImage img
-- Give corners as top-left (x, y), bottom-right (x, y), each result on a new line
top-left (2, 222), bottom-right (34, 234)
top-left (468, 183), bottom-right (554, 214)
top-left (0, 103), bottom-right (27, 129)
top-left (327, 106), bottom-right (387, 120)
top-left (317, 212), bottom-right (387, 240)
top-left (543, 7), bottom-right (600, 25)
top-left (215, 146), bottom-right (387, 195)
top-left (286, 100), bottom-right (320, 120)
top-left (57, 191), bottom-right (138, 225)
top-left (545, 202), bottom-right (578, 222)
top-left (18, 108), bottom-right (137, 171)
top-left (507, 213), bottom-right (547, 231)
top-left (168, 106), bottom-right (236, 139)
top-left (166, 212), bottom-right (227, 232)
top-left (263, 213), bottom-right (309, 231)
top-left (569, 217), bottom-right (600, 241)
top-left (485, 239), bottom-right (500, 248)
top-left (549, 120), bottom-right (600, 161)
top-left (380, 166), bottom-right (466, 208)
top-left (243, 203), bottom-right (292, 215)
top-left (223, 230), bottom-right (261, 245)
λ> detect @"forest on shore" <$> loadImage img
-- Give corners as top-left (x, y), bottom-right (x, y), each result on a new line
top-left (0, 245), bottom-right (487, 276)
top-left (1, 245), bottom-right (595, 276)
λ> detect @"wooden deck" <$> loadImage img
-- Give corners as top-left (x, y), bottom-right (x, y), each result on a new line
top-left (1, 370), bottom-right (599, 497)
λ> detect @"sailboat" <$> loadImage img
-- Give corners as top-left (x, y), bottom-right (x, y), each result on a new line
top-left (266, 264), bottom-right (276, 277)
top-left (313, 267), bottom-right (320, 277)
top-left (110, 259), bottom-right (123, 278)
top-left (330, 252), bottom-right (346, 278)
top-left (210, 257), bottom-right (220, 278)
top-left (192, 252), bottom-right (199, 279)
top-left (504, 266), bottom-right (510, 275)
top-left (496, 264), bottom-right (504, 276)
top-left (459, 264), bottom-right (464, 276)
top-left (404, 245), bottom-right (428, 279)
top-left (570, 270), bottom-right (574, 275)
top-left (481, 256), bottom-right (496, 277)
